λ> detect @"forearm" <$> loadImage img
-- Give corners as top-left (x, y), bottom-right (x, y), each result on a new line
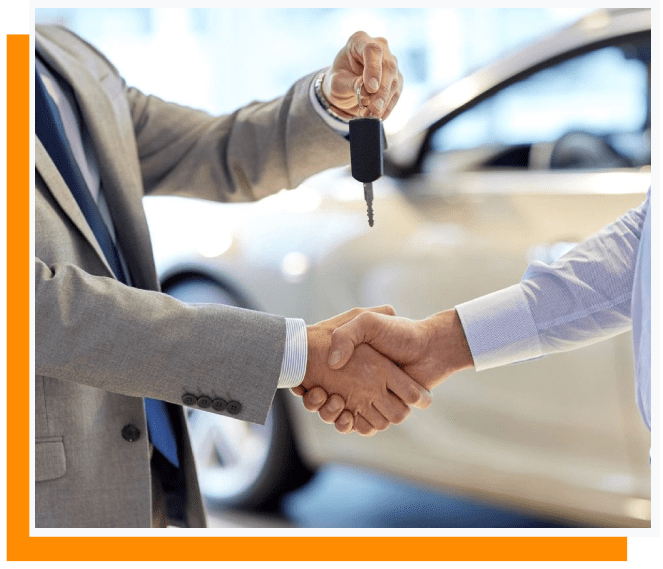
top-left (129, 71), bottom-right (350, 202)
top-left (35, 258), bottom-right (284, 424)
top-left (456, 196), bottom-right (648, 370)
top-left (421, 309), bottom-right (474, 377)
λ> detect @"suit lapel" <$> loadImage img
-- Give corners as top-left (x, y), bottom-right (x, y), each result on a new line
top-left (35, 30), bottom-right (160, 290)
top-left (35, 139), bottom-right (116, 277)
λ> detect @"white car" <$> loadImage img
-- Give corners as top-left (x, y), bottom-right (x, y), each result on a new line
top-left (144, 8), bottom-right (651, 527)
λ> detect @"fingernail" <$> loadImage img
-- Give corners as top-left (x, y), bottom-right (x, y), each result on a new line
top-left (374, 98), bottom-right (384, 111)
top-left (328, 350), bottom-right (342, 366)
top-left (416, 388), bottom-right (433, 409)
top-left (328, 400), bottom-right (341, 413)
top-left (368, 78), bottom-right (380, 91)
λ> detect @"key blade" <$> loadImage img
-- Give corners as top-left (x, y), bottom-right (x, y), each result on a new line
top-left (364, 182), bottom-right (374, 227)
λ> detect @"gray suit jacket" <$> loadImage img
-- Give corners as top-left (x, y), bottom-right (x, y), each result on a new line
top-left (34, 25), bottom-right (349, 528)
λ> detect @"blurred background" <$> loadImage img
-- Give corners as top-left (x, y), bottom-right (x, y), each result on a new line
top-left (35, 8), bottom-right (652, 529)
top-left (35, 7), bottom-right (594, 133)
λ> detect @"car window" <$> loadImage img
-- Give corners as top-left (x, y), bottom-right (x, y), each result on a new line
top-left (429, 40), bottom-right (650, 169)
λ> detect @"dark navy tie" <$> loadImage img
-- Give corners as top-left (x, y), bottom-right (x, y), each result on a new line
top-left (35, 67), bottom-right (179, 468)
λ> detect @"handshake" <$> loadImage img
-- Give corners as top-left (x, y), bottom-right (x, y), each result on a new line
top-left (291, 306), bottom-right (475, 436)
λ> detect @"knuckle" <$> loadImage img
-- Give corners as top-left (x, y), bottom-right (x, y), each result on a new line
top-left (382, 59), bottom-right (398, 75)
top-left (364, 42), bottom-right (384, 60)
top-left (355, 311), bottom-right (370, 324)
top-left (303, 399), bottom-right (319, 412)
top-left (374, 304), bottom-right (396, 316)
top-left (377, 84), bottom-right (391, 98)
top-left (346, 307), bottom-right (360, 318)
top-left (326, 394), bottom-right (344, 411)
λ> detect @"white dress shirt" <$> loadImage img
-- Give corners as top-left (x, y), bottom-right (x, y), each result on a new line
top-left (456, 190), bottom-right (651, 432)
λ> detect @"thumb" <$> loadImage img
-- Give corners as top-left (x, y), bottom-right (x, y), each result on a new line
top-left (327, 312), bottom-right (383, 369)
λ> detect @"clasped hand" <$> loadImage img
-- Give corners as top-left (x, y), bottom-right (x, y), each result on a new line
top-left (293, 307), bottom-right (432, 436)
top-left (292, 308), bottom-right (474, 435)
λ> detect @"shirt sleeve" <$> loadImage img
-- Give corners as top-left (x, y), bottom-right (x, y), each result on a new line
top-left (277, 317), bottom-right (308, 388)
top-left (455, 195), bottom-right (649, 371)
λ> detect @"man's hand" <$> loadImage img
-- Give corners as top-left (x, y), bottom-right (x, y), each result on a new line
top-left (301, 309), bottom-right (475, 431)
top-left (329, 309), bottom-right (474, 390)
top-left (291, 307), bottom-right (432, 436)
top-left (324, 31), bottom-right (403, 120)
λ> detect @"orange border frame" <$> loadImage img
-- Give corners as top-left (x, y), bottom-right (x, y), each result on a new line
top-left (6, 32), bottom-right (628, 562)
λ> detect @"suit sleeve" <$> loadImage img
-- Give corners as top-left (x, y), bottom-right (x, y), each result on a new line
top-left (35, 257), bottom-right (285, 424)
top-left (456, 194), bottom-right (649, 371)
top-left (39, 25), bottom-right (350, 204)
top-left (126, 72), bottom-right (350, 202)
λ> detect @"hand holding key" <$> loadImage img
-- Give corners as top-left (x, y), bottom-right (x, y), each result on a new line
top-left (322, 31), bottom-right (403, 120)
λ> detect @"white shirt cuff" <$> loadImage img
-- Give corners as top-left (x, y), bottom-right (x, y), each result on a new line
top-left (309, 70), bottom-right (350, 138)
top-left (277, 318), bottom-right (308, 389)
top-left (455, 284), bottom-right (542, 371)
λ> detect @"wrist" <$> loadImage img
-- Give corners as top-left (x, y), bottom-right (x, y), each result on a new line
top-left (315, 70), bottom-right (352, 122)
top-left (425, 309), bottom-right (475, 374)
top-left (302, 324), bottom-right (326, 390)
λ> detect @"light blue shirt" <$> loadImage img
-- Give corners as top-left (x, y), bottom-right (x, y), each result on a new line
top-left (456, 189), bottom-right (651, 432)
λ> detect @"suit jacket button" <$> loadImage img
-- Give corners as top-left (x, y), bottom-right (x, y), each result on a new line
top-left (212, 398), bottom-right (227, 412)
top-left (122, 424), bottom-right (141, 442)
top-left (227, 401), bottom-right (242, 415)
top-left (182, 393), bottom-right (197, 406)
top-left (197, 395), bottom-right (212, 409)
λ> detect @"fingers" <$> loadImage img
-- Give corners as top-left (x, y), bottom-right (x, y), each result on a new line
top-left (386, 371), bottom-right (433, 410)
top-left (379, 69), bottom-right (403, 120)
top-left (305, 390), bottom-right (389, 433)
top-left (335, 410), bottom-right (354, 434)
top-left (371, 304), bottom-right (396, 317)
top-left (326, 31), bottom-right (402, 119)
top-left (300, 389), bottom-right (367, 435)
top-left (317, 394), bottom-right (346, 424)
top-left (300, 389), bottom-right (352, 433)
top-left (301, 386), bottom-right (328, 412)
top-left (360, 404), bottom-right (391, 432)
top-left (290, 385), bottom-right (305, 397)
top-left (354, 414), bottom-right (377, 437)
top-left (335, 304), bottom-right (395, 321)
top-left (361, 41), bottom-right (400, 118)
top-left (356, 35), bottom-right (401, 119)
top-left (328, 311), bottom-right (384, 370)
top-left (372, 363), bottom-right (429, 424)
top-left (356, 37), bottom-right (384, 95)
top-left (373, 393), bottom-right (410, 425)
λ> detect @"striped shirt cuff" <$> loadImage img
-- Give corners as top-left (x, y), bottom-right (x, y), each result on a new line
top-left (277, 318), bottom-right (308, 389)
top-left (455, 284), bottom-right (542, 371)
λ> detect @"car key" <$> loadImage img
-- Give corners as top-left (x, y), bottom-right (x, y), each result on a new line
top-left (349, 116), bottom-right (384, 227)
